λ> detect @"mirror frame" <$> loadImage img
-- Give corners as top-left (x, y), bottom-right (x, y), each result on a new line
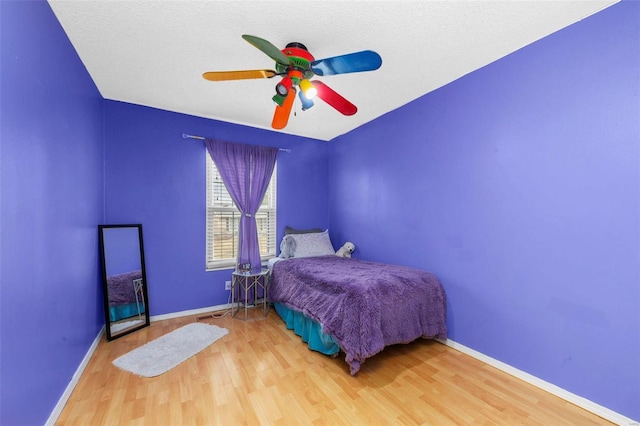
top-left (98, 224), bottom-right (150, 340)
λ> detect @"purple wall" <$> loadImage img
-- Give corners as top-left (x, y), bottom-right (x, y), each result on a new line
top-left (0, 1), bottom-right (105, 425)
top-left (2, 0), bottom-right (635, 423)
top-left (329, 1), bottom-right (639, 420)
top-left (103, 101), bottom-right (328, 316)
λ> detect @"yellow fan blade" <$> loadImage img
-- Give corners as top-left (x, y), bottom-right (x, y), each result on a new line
top-left (272, 88), bottom-right (296, 130)
top-left (202, 69), bottom-right (276, 81)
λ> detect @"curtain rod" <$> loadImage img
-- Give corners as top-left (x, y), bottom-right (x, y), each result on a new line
top-left (182, 133), bottom-right (291, 153)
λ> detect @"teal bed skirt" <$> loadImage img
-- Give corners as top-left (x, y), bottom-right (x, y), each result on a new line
top-left (110, 303), bottom-right (145, 322)
top-left (273, 303), bottom-right (340, 356)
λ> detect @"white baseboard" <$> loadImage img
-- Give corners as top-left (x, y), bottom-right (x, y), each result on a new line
top-left (150, 302), bottom-right (232, 322)
top-left (439, 338), bottom-right (637, 425)
top-left (45, 325), bottom-right (105, 426)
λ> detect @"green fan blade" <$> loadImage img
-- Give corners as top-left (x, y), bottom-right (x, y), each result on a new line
top-left (242, 35), bottom-right (291, 66)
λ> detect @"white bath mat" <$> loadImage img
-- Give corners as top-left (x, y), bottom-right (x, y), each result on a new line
top-left (112, 322), bottom-right (228, 377)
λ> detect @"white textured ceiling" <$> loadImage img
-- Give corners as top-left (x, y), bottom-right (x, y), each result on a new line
top-left (47, 1), bottom-right (618, 141)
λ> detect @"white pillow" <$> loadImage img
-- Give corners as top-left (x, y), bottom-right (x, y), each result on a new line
top-left (289, 230), bottom-right (335, 258)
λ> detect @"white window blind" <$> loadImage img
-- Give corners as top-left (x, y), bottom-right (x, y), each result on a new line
top-left (206, 152), bottom-right (277, 270)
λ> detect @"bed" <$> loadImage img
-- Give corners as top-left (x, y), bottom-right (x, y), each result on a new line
top-left (268, 230), bottom-right (447, 375)
top-left (106, 270), bottom-right (145, 322)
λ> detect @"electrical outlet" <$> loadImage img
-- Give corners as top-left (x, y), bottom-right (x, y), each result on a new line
top-left (225, 280), bottom-right (231, 290)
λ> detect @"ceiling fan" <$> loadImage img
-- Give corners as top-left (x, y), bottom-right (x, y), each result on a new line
top-left (203, 35), bottom-right (382, 130)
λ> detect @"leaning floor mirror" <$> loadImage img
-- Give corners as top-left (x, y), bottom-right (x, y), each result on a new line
top-left (98, 224), bottom-right (150, 340)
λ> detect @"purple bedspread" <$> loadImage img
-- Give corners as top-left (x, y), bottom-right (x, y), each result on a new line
top-left (107, 270), bottom-right (142, 306)
top-left (270, 256), bottom-right (447, 374)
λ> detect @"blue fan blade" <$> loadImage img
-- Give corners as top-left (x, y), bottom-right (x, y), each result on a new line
top-left (311, 50), bottom-right (382, 76)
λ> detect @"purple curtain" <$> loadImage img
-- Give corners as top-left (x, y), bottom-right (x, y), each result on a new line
top-left (205, 139), bottom-right (278, 272)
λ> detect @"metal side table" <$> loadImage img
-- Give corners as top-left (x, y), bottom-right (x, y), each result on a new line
top-left (231, 269), bottom-right (270, 321)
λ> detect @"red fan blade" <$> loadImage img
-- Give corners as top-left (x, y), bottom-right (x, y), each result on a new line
top-left (312, 81), bottom-right (357, 116)
top-left (272, 87), bottom-right (296, 129)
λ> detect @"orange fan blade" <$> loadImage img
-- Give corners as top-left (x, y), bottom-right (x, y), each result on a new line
top-left (202, 69), bottom-right (277, 81)
top-left (272, 87), bottom-right (296, 130)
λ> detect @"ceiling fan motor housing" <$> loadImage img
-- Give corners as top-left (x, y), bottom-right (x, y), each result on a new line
top-left (277, 42), bottom-right (315, 81)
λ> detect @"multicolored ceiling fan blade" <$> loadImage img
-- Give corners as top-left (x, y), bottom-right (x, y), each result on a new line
top-left (202, 69), bottom-right (277, 81)
top-left (242, 35), bottom-right (292, 66)
top-left (312, 81), bottom-right (357, 116)
top-left (311, 50), bottom-right (382, 76)
top-left (272, 87), bottom-right (296, 129)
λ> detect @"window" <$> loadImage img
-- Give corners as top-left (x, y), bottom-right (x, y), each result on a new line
top-left (206, 153), bottom-right (277, 270)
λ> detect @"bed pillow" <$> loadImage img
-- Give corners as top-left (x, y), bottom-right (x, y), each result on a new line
top-left (289, 230), bottom-right (335, 258)
top-left (285, 226), bottom-right (323, 235)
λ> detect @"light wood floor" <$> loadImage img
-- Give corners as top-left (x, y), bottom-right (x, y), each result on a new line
top-left (56, 310), bottom-right (612, 425)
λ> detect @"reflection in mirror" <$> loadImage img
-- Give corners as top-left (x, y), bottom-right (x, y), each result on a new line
top-left (98, 224), bottom-right (150, 340)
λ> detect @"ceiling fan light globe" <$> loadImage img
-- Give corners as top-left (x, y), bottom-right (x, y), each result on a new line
top-left (299, 79), bottom-right (317, 99)
top-left (276, 84), bottom-right (289, 96)
top-left (298, 90), bottom-right (314, 110)
top-left (305, 87), bottom-right (318, 99)
top-left (276, 76), bottom-right (293, 97)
